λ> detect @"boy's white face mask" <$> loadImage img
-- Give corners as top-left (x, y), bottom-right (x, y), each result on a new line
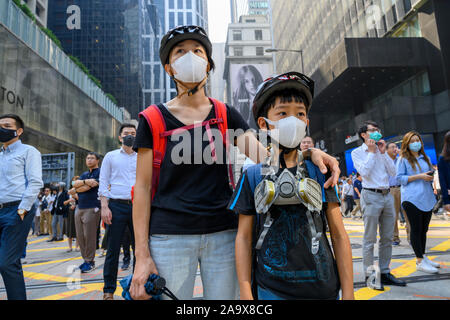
top-left (171, 51), bottom-right (208, 83)
top-left (264, 116), bottom-right (307, 149)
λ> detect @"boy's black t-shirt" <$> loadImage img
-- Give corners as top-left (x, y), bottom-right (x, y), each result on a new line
top-left (133, 103), bottom-right (249, 235)
top-left (228, 164), bottom-right (341, 300)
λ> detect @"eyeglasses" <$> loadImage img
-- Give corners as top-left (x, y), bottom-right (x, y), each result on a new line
top-left (167, 25), bottom-right (208, 41)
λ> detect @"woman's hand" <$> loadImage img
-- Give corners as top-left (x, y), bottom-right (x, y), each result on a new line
top-left (130, 255), bottom-right (159, 300)
top-left (419, 172), bottom-right (434, 182)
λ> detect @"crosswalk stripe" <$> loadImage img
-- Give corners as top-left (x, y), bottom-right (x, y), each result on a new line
top-left (430, 239), bottom-right (450, 252)
top-left (354, 287), bottom-right (391, 300)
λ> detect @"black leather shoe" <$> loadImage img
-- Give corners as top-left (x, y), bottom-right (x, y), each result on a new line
top-left (381, 273), bottom-right (407, 286)
top-left (47, 237), bottom-right (56, 242)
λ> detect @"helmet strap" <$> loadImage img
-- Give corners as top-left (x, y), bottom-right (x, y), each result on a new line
top-left (172, 73), bottom-right (209, 98)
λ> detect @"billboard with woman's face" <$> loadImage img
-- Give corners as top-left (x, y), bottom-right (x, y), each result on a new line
top-left (231, 64), bottom-right (271, 128)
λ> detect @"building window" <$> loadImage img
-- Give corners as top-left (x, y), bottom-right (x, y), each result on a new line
top-left (169, 0), bottom-right (174, 9)
top-left (187, 12), bottom-right (192, 25)
top-left (178, 12), bottom-right (183, 25)
top-left (178, 0), bottom-right (183, 9)
top-left (234, 47), bottom-right (243, 56)
top-left (233, 30), bottom-right (242, 41)
top-left (169, 12), bottom-right (175, 29)
top-left (255, 30), bottom-right (263, 40)
top-left (186, 0), bottom-right (192, 9)
top-left (256, 47), bottom-right (264, 56)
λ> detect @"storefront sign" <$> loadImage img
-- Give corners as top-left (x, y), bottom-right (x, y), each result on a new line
top-left (345, 134), bottom-right (359, 145)
top-left (0, 86), bottom-right (24, 109)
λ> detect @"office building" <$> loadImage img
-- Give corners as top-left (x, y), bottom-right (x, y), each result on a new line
top-left (271, 0), bottom-right (450, 174)
top-left (47, 0), bottom-right (148, 119)
top-left (1, 0), bottom-right (123, 173)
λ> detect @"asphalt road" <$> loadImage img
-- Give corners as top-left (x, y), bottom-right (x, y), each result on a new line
top-left (0, 215), bottom-right (449, 300)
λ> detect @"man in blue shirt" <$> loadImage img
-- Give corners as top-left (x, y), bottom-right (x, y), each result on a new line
top-left (0, 114), bottom-right (43, 300)
top-left (73, 153), bottom-right (101, 273)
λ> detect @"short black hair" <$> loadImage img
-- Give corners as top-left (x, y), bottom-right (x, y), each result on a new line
top-left (257, 89), bottom-right (309, 124)
top-left (0, 114), bottom-right (24, 131)
top-left (119, 123), bottom-right (136, 135)
top-left (357, 120), bottom-right (379, 140)
top-left (386, 142), bottom-right (397, 149)
top-left (87, 152), bottom-right (100, 160)
top-left (302, 135), bottom-right (314, 144)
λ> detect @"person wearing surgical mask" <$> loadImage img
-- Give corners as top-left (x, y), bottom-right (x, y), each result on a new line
top-left (98, 123), bottom-right (137, 300)
top-left (130, 26), bottom-right (341, 301)
top-left (396, 131), bottom-right (440, 274)
top-left (230, 73), bottom-right (354, 300)
top-left (0, 113), bottom-right (43, 300)
top-left (351, 120), bottom-right (406, 290)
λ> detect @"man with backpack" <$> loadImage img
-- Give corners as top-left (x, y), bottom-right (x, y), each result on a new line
top-left (229, 72), bottom-right (354, 300)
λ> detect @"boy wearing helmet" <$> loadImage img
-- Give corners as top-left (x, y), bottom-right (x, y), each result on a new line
top-left (229, 72), bottom-right (354, 300)
top-left (130, 25), bottom-right (341, 300)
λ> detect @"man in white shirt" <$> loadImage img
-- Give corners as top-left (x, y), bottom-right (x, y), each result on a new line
top-left (99, 123), bottom-right (137, 300)
top-left (351, 120), bottom-right (406, 290)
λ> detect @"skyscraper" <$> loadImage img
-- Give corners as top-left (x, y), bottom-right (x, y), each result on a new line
top-left (271, 0), bottom-right (450, 174)
top-left (47, 0), bottom-right (148, 119)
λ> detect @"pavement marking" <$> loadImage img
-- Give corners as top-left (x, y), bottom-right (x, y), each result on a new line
top-left (430, 239), bottom-right (450, 252)
top-left (23, 271), bottom-right (79, 283)
top-left (390, 258), bottom-right (418, 278)
top-left (413, 294), bottom-right (450, 300)
top-left (354, 286), bottom-right (391, 300)
top-left (36, 283), bottom-right (123, 300)
top-left (22, 270), bottom-right (123, 300)
top-left (27, 246), bottom-right (71, 253)
top-left (28, 238), bottom-right (51, 245)
top-left (23, 256), bottom-right (83, 268)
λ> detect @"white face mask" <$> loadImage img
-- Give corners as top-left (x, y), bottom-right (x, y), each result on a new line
top-left (265, 116), bottom-right (307, 149)
top-left (171, 50), bottom-right (208, 83)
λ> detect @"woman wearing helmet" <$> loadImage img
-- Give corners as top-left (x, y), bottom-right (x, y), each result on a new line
top-left (130, 26), bottom-right (341, 300)
top-left (130, 25), bottom-right (266, 300)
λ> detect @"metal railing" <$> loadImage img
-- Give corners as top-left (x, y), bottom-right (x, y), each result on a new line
top-left (0, 0), bottom-right (123, 122)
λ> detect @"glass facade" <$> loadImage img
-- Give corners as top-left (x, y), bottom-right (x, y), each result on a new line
top-left (47, 0), bottom-right (148, 119)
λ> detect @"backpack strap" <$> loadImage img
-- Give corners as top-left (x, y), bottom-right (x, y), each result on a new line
top-left (209, 97), bottom-right (236, 190)
top-left (138, 104), bottom-right (167, 201)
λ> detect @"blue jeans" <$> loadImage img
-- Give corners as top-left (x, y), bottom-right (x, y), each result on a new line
top-left (0, 204), bottom-right (36, 300)
top-left (149, 229), bottom-right (239, 300)
top-left (51, 214), bottom-right (64, 239)
top-left (103, 201), bottom-right (134, 294)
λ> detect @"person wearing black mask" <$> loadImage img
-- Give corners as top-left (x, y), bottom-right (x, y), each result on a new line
top-left (98, 123), bottom-right (137, 300)
top-left (0, 114), bottom-right (43, 300)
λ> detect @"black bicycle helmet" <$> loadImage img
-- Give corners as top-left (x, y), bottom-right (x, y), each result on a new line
top-left (159, 25), bottom-right (213, 67)
top-left (252, 72), bottom-right (315, 122)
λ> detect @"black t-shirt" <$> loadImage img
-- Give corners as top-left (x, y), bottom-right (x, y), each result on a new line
top-left (78, 168), bottom-right (101, 209)
top-left (133, 103), bottom-right (250, 235)
top-left (228, 164), bottom-right (341, 300)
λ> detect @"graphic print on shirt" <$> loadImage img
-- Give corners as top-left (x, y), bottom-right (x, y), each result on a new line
top-left (260, 205), bottom-right (332, 284)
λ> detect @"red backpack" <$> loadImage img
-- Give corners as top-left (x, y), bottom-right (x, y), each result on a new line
top-left (131, 98), bottom-right (235, 202)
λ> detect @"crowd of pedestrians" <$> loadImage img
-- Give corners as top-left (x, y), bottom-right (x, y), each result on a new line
top-left (0, 24), bottom-right (449, 301)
